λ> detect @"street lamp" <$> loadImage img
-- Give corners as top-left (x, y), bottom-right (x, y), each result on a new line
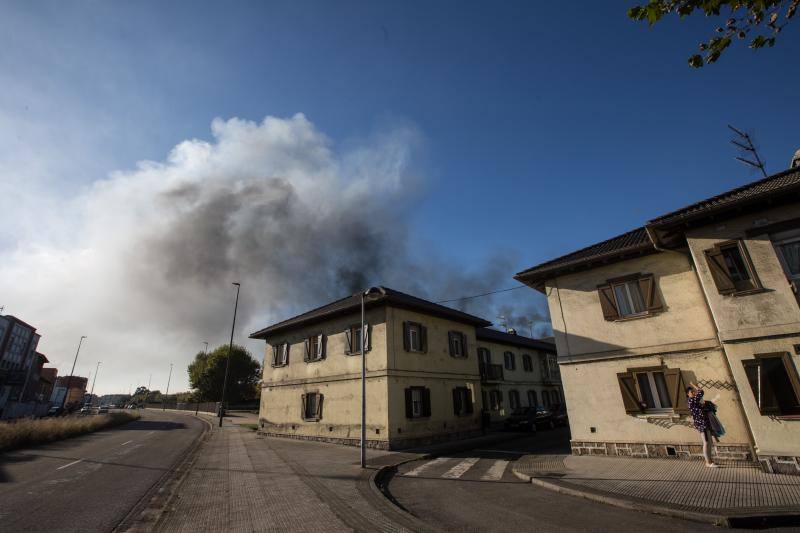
top-left (89, 361), bottom-right (102, 405)
top-left (360, 287), bottom-right (383, 468)
top-left (163, 363), bottom-right (173, 411)
top-left (219, 282), bottom-right (241, 427)
top-left (61, 336), bottom-right (86, 411)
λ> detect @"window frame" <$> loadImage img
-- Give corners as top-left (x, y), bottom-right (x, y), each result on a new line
top-left (527, 389), bottom-right (537, 407)
top-left (301, 391), bottom-right (323, 421)
top-left (503, 351), bottom-right (516, 371)
top-left (403, 321), bottom-right (427, 353)
top-left (522, 354), bottom-right (533, 372)
top-left (489, 389), bottom-right (503, 411)
top-left (345, 323), bottom-right (370, 356)
top-left (508, 389), bottom-right (520, 410)
top-left (616, 365), bottom-right (689, 416)
top-left (304, 333), bottom-right (325, 363)
top-left (271, 342), bottom-right (290, 367)
top-left (405, 386), bottom-right (432, 419)
top-left (742, 352), bottom-right (800, 416)
top-left (704, 239), bottom-right (763, 296)
top-left (448, 331), bottom-right (468, 358)
top-left (597, 273), bottom-right (663, 321)
top-left (452, 386), bottom-right (474, 416)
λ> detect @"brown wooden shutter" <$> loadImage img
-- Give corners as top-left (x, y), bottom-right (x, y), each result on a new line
top-left (404, 388), bottom-right (413, 418)
top-left (364, 324), bottom-right (371, 352)
top-left (316, 394), bottom-right (324, 419)
top-left (638, 275), bottom-right (663, 313)
top-left (616, 372), bottom-right (643, 414)
top-left (301, 393), bottom-right (307, 419)
top-left (465, 390), bottom-right (474, 414)
top-left (271, 345), bottom-right (278, 367)
top-left (402, 322), bottom-right (410, 352)
top-left (318, 334), bottom-right (326, 359)
top-left (597, 284), bottom-right (620, 320)
top-left (461, 333), bottom-right (468, 358)
top-left (420, 325), bottom-right (428, 353)
top-left (664, 368), bottom-right (689, 414)
top-left (452, 388), bottom-right (461, 415)
top-left (704, 248), bottom-right (736, 294)
top-left (284, 343), bottom-right (290, 365)
top-left (448, 331), bottom-right (455, 356)
top-left (422, 388), bottom-right (432, 417)
top-left (303, 339), bottom-right (310, 362)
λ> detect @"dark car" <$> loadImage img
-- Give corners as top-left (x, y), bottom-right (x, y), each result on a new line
top-left (46, 406), bottom-right (64, 417)
top-left (533, 408), bottom-right (558, 429)
top-left (504, 407), bottom-right (539, 432)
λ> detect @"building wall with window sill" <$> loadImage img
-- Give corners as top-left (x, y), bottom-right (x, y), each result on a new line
top-left (560, 349), bottom-right (751, 445)
top-left (546, 252), bottom-right (718, 360)
top-left (686, 203), bottom-right (800, 335)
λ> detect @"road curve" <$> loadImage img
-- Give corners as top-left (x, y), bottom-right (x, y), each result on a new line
top-left (0, 409), bottom-right (205, 533)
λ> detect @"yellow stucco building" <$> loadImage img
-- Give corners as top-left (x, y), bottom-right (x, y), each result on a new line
top-left (515, 166), bottom-right (800, 474)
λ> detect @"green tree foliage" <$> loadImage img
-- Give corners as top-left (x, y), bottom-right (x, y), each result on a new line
top-left (628, 0), bottom-right (798, 67)
top-left (188, 344), bottom-right (261, 404)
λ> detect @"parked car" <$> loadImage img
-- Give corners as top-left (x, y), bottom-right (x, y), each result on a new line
top-left (532, 408), bottom-right (557, 430)
top-left (79, 406), bottom-right (94, 414)
top-left (97, 406), bottom-right (109, 414)
top-left (504, 407), bottom-right (539, 432)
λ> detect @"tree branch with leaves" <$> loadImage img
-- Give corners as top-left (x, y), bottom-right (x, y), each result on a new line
top-left (628, 0), bottom-right (798, 67)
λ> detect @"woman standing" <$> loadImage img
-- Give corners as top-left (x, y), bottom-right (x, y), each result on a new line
top-left (686, 383), bottom-right (718, 468)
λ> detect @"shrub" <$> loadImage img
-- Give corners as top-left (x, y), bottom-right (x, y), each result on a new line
top-left (0, 412), bottom-right (140, 452)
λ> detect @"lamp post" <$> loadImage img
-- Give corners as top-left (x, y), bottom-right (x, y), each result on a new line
top-left (219, 282), bottom-right (241, 427)
top-left (89, 361), bottom-right (101, 405)
top-left (60, 336), bottom-right (86, 411)
top-left (163, 363), bottom-right (173, 410)
top-left (360, 287), bottom-right (383, 468)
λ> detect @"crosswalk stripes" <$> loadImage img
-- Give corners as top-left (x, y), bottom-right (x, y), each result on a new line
top-left (441, 457), bottom-right (480, 479)
top-left (399, 457), bottom-right (518, 482)
top-left (480, 459), bottom-right (509, 481)
top-left (403, 457), bottom-right (450, 477)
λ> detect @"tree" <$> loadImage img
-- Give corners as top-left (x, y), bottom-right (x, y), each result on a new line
top-left (188, 344), bottom-right (261, 404)
top-left (628, 0), bottom-right (798, 67)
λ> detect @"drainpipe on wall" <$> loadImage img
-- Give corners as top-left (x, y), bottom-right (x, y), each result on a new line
top-left (645, 225), bottom-right (759, 460)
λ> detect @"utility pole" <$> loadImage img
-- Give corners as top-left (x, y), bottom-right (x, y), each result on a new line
top-left (163, 363), bottom-right (173, 410)
top-left (360, 287), bottom-right (382, 468)
top-left (60, 336), bottom-right (86, 411)
top-left (89, 361), bottom-right (101, 405)
top-left (219, 283), bottom-right (241, 427)
top-left (728, 125), bottom-right (767, 178)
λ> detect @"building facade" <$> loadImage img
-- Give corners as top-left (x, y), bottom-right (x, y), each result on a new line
top-left (0, 315), bottom-right (48, 418)
top-left (516, 166), bottom-right (800, 474)
top-left (475, 327), bottom-right (561, 425)
top-left (251, 287), bottom-right (558, 449)
top-left (52, 376), bottom-right (88, 409)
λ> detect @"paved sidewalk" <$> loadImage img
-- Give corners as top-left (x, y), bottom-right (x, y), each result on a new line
top-left (513, 454), bottom-right (800, 526)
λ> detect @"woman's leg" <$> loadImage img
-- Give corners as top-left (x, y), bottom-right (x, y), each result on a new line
top-left (701, 430), bottom-right (712, 463)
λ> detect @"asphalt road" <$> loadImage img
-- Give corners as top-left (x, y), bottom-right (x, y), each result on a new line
top-left (388, 428), bottom-right (794, 532)
top-left (0, 409), bottom-right (205, 533)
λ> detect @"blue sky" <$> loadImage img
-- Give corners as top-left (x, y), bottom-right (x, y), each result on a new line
top-left (1, 1), bottom-right (797, 393)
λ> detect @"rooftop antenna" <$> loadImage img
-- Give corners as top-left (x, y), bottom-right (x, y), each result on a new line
top-left (497, 315), bottom-right (509, 332)
top-left (728, 125), bottom-right (767, 178)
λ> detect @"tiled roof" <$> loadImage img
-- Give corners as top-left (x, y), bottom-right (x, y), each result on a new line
top-left (249, 286), bottom-right (491, 339)
top-left (514, 227), bottom-right (653, 283)
top-left (649, 167), bottom-right (800, 227)
top-left (475, 327), bottom-right (556, 352)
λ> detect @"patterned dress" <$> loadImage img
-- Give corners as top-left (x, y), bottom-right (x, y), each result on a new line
top-left (687, 389), bottom-right (706, 433)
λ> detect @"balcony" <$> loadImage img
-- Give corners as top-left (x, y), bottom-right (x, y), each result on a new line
top-left (480, 363), bottom-right (504, 382)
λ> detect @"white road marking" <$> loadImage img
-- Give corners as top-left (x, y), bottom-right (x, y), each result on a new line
top-left (441, 457), bottom-right (480, 479)
top-left (481, 460), bottom-right (510, 481)
top-left (473, 449), bottom-right (523, 455)
top-left (403, 457), bottom-right (450, 477)
top-left (57, 459), bottom-right (83, 470)
top-left (120, 440), bottom-right (133, 446)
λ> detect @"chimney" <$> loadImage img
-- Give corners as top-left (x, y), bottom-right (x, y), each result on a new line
top-left (791, 149), bottom-right (800, 169)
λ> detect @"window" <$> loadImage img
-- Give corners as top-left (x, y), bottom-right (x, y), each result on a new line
top-left (542, 390), bottom-right (550, 406)
top-left (272, 342), bottom-right (290, 367)
top-left (773, 233), bottom-right (800, 299)
top-left (508, 390), bottom-right (520, 410)
top-left (597, 274), bottom-right (662, 320)
top-left (478, 347), bottom-right (491, 365)
top-left (304, 334), bottom-right (325, 362)
top-left (742, 353), bottom-right (800, 416)
top-left (405, 387), bottom-right (431, 418)
top-left (301, 392), bottom-right (323, 421)
top-left (704, 240), bottom-right (761, 295)
top-left (403, 321), bottom-right (427, 353)
top-left (616, 366), bottom-right (688, 414)
top-left (527, 390), bottom-right (537, 407)
top-left (489, 389), bottom-right (503, 411)
top-left (345, 324), bottom-right (370, 355)
top-left (522, 354), bottom-right (533, 372)
top-left (503, 351), bottom-right (516, 371)
top-left (452, 387), bottom-right (474, 416)
top-left (448, 331), bottom-right (468, 358)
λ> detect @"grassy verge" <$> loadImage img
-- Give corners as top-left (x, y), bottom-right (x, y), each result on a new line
top-left (0, 411), bottom-right (141, 452)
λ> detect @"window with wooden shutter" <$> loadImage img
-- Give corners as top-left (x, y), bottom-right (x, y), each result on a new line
top-left (704, 240), bottom-right (761, 295)
top-left (742, 352), bottom-right (800, 416)
top-left (345, 325), bottom-right (369, 356)
top-left (452, 388), bottom-right (462, 415)
top-left (302, 392), bottom-right (323, 421)
top-left (617, 372), bottom-right (643, 413)
top-left (273, 343), bottom-right (289, 367)
top-left (304, 338), bottom-right (311, 363)
top-left (638, 275), bottom-right (663, 313)
top-left (404, 322), bottom-right (426, 353)
top-left (599, 274), bottom-right (664, 320)
top-left (448, 331), bottom-right (467, 358)
top-left (422, 388), bottom-right (432, 417)
top-left (663, 368), bottom-right (689, 414)
top-left (271, 345), bottom-right (279, 367)
top-left (404, 388), bottom-right (413, 418)
top-left (597, 284), bottom-right (620, 320)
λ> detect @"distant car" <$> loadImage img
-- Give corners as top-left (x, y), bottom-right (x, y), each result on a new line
top-left (533, 408), bottom-right (557, 430)
top-left (504, 407), bottom-right (539, 432)
top-left (46, 406), bottom-right (64, 417)
top-left (79, 406), bottom-right (94, 414)
top-left (97, 406), bottom-right (109, 414)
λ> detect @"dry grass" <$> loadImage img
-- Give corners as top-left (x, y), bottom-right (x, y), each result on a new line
top-left (0, 411), bottom-right (140, 452)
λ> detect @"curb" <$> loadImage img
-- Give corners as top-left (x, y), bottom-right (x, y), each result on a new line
top-left (112, 411), bottom-right (214, 532)
top-left (512, 468), bottom-right (800, 529)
